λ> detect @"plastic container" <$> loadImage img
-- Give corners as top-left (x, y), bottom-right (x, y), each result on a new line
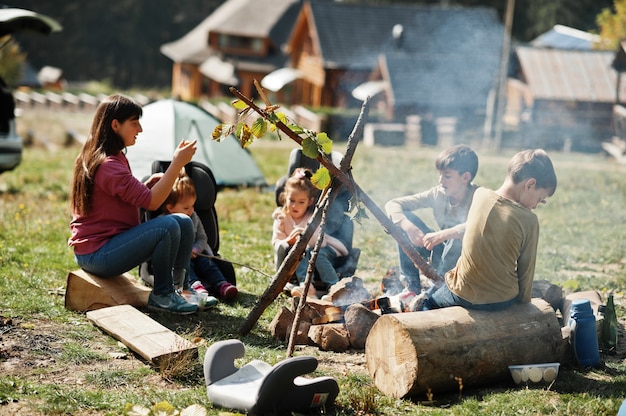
top-left (195, 292), bottom-right (209, 308)
top-left (568, 299), bottom-right (601, 367)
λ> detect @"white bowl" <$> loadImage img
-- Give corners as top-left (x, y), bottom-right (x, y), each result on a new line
top-left (508, 363), bottom-right (560, 384)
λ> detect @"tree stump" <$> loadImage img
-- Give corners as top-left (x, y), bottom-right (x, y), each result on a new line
top-left (365, 298), bottom-right (563, 399)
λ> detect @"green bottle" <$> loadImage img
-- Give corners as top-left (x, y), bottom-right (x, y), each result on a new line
top-left (601, 294), bottom-right (619, 353)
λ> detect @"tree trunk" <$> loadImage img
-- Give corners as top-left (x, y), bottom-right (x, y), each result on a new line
top-left (365, 298), bottom-right (563, 399)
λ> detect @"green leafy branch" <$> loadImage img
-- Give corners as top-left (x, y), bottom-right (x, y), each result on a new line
top-left (221, 81), bottom-right (441, 277)
top-left (212, 80), bottom-right (335, 191)
top-left (233, 81), bottom-right (443, 336)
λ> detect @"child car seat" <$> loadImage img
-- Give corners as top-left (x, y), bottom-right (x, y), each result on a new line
top-left (139, 161), bottom-right (236, 287)
top-left (274, 149), bottom-right (360, 283)
top-left (204, 339), bottom-right (339, 414)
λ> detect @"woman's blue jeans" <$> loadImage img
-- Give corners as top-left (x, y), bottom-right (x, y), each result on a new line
top-left (423, 282), bottom-right (517, 311)
top-left (75, 214), bottom-right (194, 296)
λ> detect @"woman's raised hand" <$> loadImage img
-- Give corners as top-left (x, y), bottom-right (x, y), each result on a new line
top-left (172, 139), bottom-right (197, 167)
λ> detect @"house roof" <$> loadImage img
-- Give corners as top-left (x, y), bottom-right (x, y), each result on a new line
top-left (382, 51), bottom-right (498, 111)
top-left (306, 2), bottom-right (503, 71)
top-left (378, 8), bottom-right (503, 110)
top-left (531, 25), bottom-right (600, 50)
top-left (516, 46), bottom-right (624, 102)
top-left (160, 0), bottom-right (300, 65)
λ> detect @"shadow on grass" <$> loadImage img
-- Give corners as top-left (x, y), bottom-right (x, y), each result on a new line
top-left (550, 359), bottom-right (626, 397)
top-left (395, 357), bottom-right (626, 409)
top-left (141, 290), bottom-right (284, 349)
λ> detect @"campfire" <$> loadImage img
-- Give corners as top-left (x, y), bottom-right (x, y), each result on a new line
top-left (269, 273), bottom-right (428, 352)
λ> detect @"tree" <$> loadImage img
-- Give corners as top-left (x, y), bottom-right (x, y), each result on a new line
top-left (6, 0), bottom-right (617, 90)
top-left (12, 0), bottom-right (221, 89)
top-left (596, 0), bottom-right (626, 50)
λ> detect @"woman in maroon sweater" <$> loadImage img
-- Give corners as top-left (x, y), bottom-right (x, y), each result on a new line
top-left (69, 94), bottom-right (198, 314)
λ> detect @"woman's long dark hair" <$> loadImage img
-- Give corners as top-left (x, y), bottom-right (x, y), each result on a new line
top-left (70, 94), bottom-right (142, 215)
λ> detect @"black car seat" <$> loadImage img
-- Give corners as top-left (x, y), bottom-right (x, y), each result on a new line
top-left (139, 161), bottom-right (236, 287)
top-left (274, 148), bottom-right (360, 284)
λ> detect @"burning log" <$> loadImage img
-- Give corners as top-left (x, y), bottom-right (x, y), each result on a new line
top-left (365, 298), bottom-right (563, 399)
top-left (320, 276), bottom-right (371, 307)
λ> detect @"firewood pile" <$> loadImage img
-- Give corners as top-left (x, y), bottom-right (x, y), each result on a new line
top-left (270, 276), bottom-right (385, 352)
top-left (269, 274), bottom-right (431, 352)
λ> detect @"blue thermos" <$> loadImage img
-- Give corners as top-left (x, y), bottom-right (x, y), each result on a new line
top-left (568, 299), bottom-right (601, 368)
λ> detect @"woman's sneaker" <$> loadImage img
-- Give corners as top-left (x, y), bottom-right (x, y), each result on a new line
top-left (219, 282), bottom-right (238, 301)
top-left (191, 280), bottom-right (209, 295)
top-left (148, 291), bottom-right (198, 315)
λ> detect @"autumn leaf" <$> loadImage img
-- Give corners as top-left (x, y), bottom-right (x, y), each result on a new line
top-left (151, 401), bottom-right (177, 416)
top-left (123, 404), bottom-right (150, 416)
top-left (212, 123), bottom-right (235, 142)
top-left (236, 123), bottom-right (253, 147)
top-left (251, 117), bottom-right (267, 138)
top-left (179, 404), bottom-right (208, 416)
top-left (311, 166), bottom-right (331, 190)
top-left (231, 99), bottom-right (247, 110)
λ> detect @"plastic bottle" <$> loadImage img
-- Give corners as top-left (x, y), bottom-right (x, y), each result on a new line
top-left (600, 294), bottom-right (619, 353)
top-left (568, 299), bottom-right (602, 367)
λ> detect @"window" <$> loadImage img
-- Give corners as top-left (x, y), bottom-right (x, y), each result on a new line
top-left (217, 34), bottom-right (265, 54)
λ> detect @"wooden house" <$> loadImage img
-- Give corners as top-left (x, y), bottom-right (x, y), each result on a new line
top-left (278, 1), bottom-right (503, 141)
top-left (508, 46), bottom-right (626, 152)
top-left (160, 0), bottom-right (301, 101)
top-left (364, 8), bottom-right (503, 128)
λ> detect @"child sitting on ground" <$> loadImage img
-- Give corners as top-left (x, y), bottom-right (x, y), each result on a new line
top-left (162, 171), bottom-right (238, 302)
top-left (384, 144), bottom-right (479, 294)
top-left (422, 149), bottom-right (557, 311)
top-left (272, 168), bottom-right (348, 296)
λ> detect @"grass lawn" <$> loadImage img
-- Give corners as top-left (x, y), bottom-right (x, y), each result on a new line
top-left (0, 108), bottom-right (625, 415)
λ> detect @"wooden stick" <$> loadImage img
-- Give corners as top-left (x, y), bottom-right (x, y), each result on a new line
top-left (238, 183), bottom-right (338, 336)
top-left (195, 253), bottom-right (273, 279)
top-left (286, 189), bottom-right (332, 357)
top-left (234, 89), bottom-right (442, 335)
top-left (231, 87), bottom-right (442, 284)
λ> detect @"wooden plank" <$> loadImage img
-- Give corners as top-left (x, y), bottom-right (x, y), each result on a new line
top-left (86, 304), bottom-right (196, 364)
top-left (65, 269), bottom-right (151, 312)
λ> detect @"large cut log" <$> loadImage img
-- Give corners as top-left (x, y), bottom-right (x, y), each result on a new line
top-left (365, 298), bottom-right (563, 399)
